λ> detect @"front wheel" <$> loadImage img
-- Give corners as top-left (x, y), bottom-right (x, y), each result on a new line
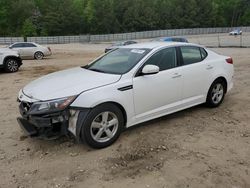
top-left (81, 104), bottom-right (124, 149)
top-left (4, 59), bottom-right (19, 73)
top-left (206, 79), bottom-right (226, 107)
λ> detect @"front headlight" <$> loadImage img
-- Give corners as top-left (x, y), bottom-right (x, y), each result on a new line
top-left (29, 96), bottom-right (76, 115)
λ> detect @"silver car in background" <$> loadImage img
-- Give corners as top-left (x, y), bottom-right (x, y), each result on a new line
top-left (9, 42), bottom-right (52, 60)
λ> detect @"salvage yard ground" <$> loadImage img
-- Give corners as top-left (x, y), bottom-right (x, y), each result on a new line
top-left (0, 43), bottom-right (250, 188)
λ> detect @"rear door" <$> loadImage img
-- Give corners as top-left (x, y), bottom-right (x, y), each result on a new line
top-left (178, 46), bottom-right (211, 104)
top-left (22, 43), bottom-right (37, 58)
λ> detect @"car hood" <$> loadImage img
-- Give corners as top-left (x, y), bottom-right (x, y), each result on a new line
top-left (23, 67), bottom-right (121, 101)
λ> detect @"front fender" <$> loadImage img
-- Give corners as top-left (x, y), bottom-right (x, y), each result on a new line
top-left (70, 81), bottom-right (135, 127)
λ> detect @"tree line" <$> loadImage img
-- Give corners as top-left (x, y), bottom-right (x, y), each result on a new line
top-left (0, 0), bottom-right (250, 37)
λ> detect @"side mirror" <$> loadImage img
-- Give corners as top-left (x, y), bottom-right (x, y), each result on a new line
top-left (141, 65), bottom-right (160, 75)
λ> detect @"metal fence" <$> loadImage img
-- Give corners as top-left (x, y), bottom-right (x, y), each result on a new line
top-left (0, 37), bottom-right (24, 45)
top-left (1, 26), bottom-right (250, 47)
top-left (187, 33), bottom-right (250, 48)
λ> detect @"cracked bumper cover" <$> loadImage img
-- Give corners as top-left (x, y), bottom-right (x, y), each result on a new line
top-left (17, 110), bottom-right (70, 138)
top-left (17, 101), bottom-right (90, 139)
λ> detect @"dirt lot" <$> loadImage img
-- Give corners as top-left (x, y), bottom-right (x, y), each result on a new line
top-left (0, 43), bottom-right (250, 188)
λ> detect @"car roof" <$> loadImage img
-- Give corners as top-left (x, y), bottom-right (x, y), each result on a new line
top-left (11, 42), bottom-right (38, 45)
top-left (120, 42), bottom-right (201, 50)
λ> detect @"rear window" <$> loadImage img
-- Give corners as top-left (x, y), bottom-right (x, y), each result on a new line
top-left (180, 46), bottom-right (207, 65)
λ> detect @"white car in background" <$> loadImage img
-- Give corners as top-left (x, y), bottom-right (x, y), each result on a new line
top-left (0, 48), bottom-right (22, 73)
top-left (9, 42), bottom-right (52, 60)
top-left (229, 29), bottom-right (242, 36)
top-left (17, 42), bottom-right (234, 149)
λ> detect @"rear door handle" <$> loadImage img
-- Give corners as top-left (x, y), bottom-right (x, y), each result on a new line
top-left (206, 65), bottom-right (214, 70)
top-left (172, 73), bottom-right (182, 78)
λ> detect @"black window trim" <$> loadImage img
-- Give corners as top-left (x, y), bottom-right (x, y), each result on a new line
top-left (135, 46), bottom-right (180, 77)
top-left (178, 45), bottom-right (208, 66)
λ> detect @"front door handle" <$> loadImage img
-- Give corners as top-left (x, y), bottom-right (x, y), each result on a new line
top-left (172, 73), bottom-right (182, 78)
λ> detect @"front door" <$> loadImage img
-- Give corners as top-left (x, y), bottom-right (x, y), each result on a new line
top-left (133, 47), bottom-right (183, 121)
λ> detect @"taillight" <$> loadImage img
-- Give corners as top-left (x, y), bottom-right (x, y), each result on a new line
top-left (226, 57), bottom-right (233, 64)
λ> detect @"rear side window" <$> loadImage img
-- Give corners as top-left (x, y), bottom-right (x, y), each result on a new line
top-left (200, 47), bottom-right (208, 60)
top-left (180, 46), bottom-right (204, 65)
top-left (24, 43), bottom-right (36, 47)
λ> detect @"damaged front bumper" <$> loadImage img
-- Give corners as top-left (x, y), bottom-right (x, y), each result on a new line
top-left (17, 100), bottom-right (89, 140)
top-left (17, 101), bottom-right (70, 139)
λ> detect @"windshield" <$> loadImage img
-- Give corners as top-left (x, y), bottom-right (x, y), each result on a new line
top-left (85, 48), bottom-right (151, 74)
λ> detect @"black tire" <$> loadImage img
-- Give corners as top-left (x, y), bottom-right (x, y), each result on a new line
top-left (34, 51), bottom-right (44, 60)
top-left (4, 58), bottom-right (19, 73)
top-left (206, 79), bottom-right (226, 108)
top-left (81, 103), bottom-right (124, 149)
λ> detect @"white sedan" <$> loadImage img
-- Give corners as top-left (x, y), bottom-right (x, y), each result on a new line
top-left (229, 29), bottom-right (242, 36)
top-left (17, 42), bottom-right (234, 148)
top-left (9, 42), bottom-right (52, 60)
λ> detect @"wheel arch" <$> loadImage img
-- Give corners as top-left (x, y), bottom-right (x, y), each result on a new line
top-left (93, 101), bottom-right (128, 127)
top-left (75, 101), bottom-right (128, 143)
top-left (213, 76), bottom-right (228, 93)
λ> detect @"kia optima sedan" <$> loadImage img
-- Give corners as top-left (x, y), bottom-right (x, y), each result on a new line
top-left (17, 42), bottom-right (234, 148)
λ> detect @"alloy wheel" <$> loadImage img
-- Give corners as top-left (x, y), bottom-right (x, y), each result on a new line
top-left (90, 111), bottom-right (119, 143)
top-left (211, 83), bottom-right (224, 104)
top-left (7, 60), bottom-right (18, 72)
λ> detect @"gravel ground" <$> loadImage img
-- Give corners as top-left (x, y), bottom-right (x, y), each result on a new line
top-left (0, 43), bottom-right (249, 188)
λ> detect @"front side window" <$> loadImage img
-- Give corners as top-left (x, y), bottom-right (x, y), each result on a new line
top-left (180, 46), bottom-right (203, 65)
top-left (11, 43), bottom-right (24, 48)
top-left (143, 47), bottom-right (177, 71)
top-left (85, 48), bottom-right (150, 74)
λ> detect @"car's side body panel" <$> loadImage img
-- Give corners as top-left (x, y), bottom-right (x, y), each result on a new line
top-left (71, 78), bottom-right (136, 127)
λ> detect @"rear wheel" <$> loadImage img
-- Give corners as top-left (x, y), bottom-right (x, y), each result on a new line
top-left (81, 104), bottom-right (124, 149)
top-left (34, 51), bottom-right (44, 60)
top-left (4, 59), bottom-right (19, 73)
top-left (206, 79), bottom-right (226, 107)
